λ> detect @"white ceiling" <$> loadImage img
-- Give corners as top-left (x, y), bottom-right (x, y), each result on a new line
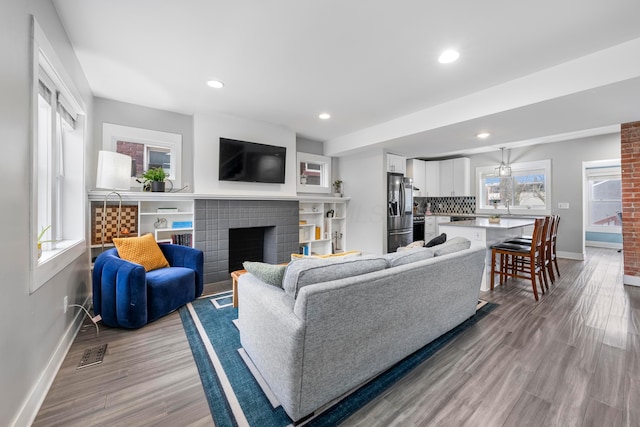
top-left (53, 0), bottom-right (640, 158)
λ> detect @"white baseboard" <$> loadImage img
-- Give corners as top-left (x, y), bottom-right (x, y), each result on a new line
top-left (11, 297), bottom-right (90, 427)
top-left (586, 241), bottom-right (623, 250)
top-left (557, 251), bottom-right (584, 261)
top-left (624, 275), bottom-right (640, 287)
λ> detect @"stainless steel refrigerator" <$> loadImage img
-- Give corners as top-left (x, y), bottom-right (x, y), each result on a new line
top-left (387, 173), bottom-right (413, 253)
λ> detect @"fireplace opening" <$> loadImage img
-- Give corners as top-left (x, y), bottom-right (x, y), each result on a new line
top-left (228, 226), bottom-right (276, 272)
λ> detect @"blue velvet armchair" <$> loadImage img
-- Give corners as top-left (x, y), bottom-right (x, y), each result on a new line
top-left (93, 244), bottom-right (204, 328)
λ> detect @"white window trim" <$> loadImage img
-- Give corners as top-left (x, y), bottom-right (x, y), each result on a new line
top-left (476, 159), bottom-right (552, 215)
top-left (296, 152), bottom-right (332, 194)
top-left (30, 17), bottom-right (86, 293)
top-left (102, 123), bottom-right (182, 189)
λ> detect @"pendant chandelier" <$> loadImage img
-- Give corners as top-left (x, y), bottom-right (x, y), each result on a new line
top-left (495, 147), bottom-right (511, 177)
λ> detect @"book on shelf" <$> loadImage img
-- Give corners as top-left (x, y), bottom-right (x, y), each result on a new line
top-left (171, 233), bottom-right (192, 247)
top-left (157, 207), bottom-right (179, 213)
top-left (172, 221), bottom-right (193, 229)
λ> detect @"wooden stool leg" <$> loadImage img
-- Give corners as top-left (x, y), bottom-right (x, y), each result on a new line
top-left (490, 249), bottom-right (497, 290)
top-left (232, 276), bottom-right (239, 308)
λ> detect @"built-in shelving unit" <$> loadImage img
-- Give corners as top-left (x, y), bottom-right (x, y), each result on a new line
top-left (298, 197), bottom-right (348, 255)
top-left (89, 196), bottom-right (195, 261)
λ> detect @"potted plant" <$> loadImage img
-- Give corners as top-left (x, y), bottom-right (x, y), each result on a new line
top-left (141, 167), bottom-right (167, 192)
top-left (37, 225), bottom-right (56, 259)
top-left (333, 179), bottom-right (343, 197)
top-left (489, 214), bottom-right (501, 224)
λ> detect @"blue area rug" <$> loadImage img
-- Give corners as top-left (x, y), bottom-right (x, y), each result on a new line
top-left (179, 292), bottom-right (496, 426)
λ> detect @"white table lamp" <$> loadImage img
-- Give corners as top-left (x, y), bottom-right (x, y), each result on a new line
top-left (96, 151), bottom-right (132, 251)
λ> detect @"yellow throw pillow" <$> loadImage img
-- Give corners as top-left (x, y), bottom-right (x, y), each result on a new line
top-left (112, 233), bottom-right (170, 272)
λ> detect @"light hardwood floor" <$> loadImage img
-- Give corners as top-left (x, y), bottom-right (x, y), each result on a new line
top-left (34, 248), bottom-right (639, 426)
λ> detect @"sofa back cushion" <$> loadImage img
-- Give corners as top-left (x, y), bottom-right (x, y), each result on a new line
top-left (433, 236), bottom-right (471, 256)
top-left (382, 247), bottom-right (435, 267)
top-left (283, 256), bottom-right (387, 297)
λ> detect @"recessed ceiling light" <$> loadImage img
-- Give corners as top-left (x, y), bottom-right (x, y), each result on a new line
top-left (318, 113), bottom-right (331, 120)
top-left (206, 80), bottom-right (224, 89)
top-left (438, 49), bottom-right (460, 64)
top-left (476, 132), bottom-right (491, 139)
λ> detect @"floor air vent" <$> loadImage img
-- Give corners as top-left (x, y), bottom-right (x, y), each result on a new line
top-left (77, 343), bottom-right (108, 369)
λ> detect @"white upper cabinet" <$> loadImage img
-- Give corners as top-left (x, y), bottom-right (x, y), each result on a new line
top-left (424, 161), bottom-right (440, 197)
top-left (386, 153), bottom-right (406, 174)
top-left (439, 158), bottom-right (470, 196)
top-left (406, 159), bottom-right (426, 196)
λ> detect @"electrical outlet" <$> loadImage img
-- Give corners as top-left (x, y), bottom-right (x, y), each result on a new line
top-left (63, 296), bottom-right (68, 314)
top-left (558, 202), bottom-right (570, 209)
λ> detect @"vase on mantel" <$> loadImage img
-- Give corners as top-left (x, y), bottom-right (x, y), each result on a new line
top-left (151, 181), bottom-right (166, 192)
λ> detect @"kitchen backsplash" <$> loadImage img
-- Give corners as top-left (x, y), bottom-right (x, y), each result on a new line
top-left (414, 196), bottom-right (476, 215)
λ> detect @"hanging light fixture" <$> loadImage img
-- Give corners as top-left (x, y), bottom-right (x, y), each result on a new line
top-left (495, 147), bottom-right (511, 177)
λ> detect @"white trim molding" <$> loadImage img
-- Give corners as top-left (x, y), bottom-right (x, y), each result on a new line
top-left (623, 275), bottom-right (640, 287)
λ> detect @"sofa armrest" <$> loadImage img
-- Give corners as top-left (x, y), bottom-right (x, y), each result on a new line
top-left (237, 274), bottom-right (305, 418)
top-left (160, 244), bottom-right (204, 297)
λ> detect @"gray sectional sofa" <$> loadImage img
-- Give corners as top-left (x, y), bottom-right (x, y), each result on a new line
top-left (238, 238), bottom-right (486, 422)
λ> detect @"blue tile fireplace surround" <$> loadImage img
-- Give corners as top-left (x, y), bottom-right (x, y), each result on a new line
top-left (194, 199), bottom-right (300, 284)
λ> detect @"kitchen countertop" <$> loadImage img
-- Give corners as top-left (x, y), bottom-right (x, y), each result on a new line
top-left (439, 217), bottom-right (536, 229)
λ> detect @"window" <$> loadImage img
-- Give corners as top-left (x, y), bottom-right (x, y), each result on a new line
top-left (31, 19), bottom-right (86, 292)
top-left (586, 165), bottom-right (621, 232)
top-left (103, 123), bottom-right (182, 189)
top-left (477, 159), bottom-right (551, 214)
top-left (296, 152), bottom-right (332, 194)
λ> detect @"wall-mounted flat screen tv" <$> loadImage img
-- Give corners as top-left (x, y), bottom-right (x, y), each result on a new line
top-left (219, 137), bottom-right (286, 184)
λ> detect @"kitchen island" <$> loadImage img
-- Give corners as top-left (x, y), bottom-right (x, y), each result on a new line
top-left (439, 217), bottom-right (537, 291)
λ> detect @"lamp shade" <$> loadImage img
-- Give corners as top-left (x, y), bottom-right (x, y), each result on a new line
top-left (96, 150), bottom-right (131, 190)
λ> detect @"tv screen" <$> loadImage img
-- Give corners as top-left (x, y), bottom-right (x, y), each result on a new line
top-left (219, 138), bottom-right (286, 184)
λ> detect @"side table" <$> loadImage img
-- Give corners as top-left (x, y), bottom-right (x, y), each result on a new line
top-left (230, 269), bottom-right (247, 308)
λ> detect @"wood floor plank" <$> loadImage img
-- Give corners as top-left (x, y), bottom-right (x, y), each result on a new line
top-left (502, 391), bottom-right (551, 427)
top-left (590, 343), bottom-right (626, 409)
top-left (582, 398), bottom-right (623, 427)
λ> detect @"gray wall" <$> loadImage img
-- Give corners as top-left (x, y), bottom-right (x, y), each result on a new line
top-left (1, 1), bottom-right (94, 425)
top-left (92, 97), bottom-right (195, 191)
top-left (296, 136), bottom-right (324, 155)
top-left (469, 133), bottom-right (620, 257)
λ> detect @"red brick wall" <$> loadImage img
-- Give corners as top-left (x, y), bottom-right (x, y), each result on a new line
top-left (621, 121), bottom-right (640, 281)
top-left (116, 140), bottom-right (144, 177)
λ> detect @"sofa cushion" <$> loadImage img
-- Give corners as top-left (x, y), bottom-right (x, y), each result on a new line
top-left (283, 256), bottom-right (387, 297)
top-left (433, 236), bottom-right (471, 256)
top-left (383, 247), bottom-right (435, 267)
top-left (112, 233), bottom-right (170, 272)
top-left (243, 261), bottom-right (287, 288)
top-left (425, 233), bottom-right (447, 247)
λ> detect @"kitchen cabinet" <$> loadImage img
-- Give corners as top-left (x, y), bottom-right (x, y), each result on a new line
top-left (424, 161), bottom-right (440, 197)
top-left (424, 216), bottom-right (437, 241)
top-left (438, 158), bottom-right (470, 196)
top-left (386, 153), bottom-right (406, 174)
top-left (406, 159), bottom-right (426, 196)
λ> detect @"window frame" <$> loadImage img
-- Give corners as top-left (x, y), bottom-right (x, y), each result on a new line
top-left (102, 123), bottom-right (183, 189)
top-left (30, 18), bottom-right (86, 292)
top-left (476, 159), bottom-right (552, 215)
top-left (296, 152), bottom-right (332, 194)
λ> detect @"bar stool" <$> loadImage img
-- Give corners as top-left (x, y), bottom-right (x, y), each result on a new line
top-left (506, 215), bottom-right (553, 288)
top-left (490, 218), bottom-right (545, 301)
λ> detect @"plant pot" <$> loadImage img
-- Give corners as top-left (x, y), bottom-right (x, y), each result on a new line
top-left (37, 242), bottom-right (42, 260)
top-left (151, 181), bottom-right (166, 192)
top-left (488, 217), bottom-right (501, 224)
